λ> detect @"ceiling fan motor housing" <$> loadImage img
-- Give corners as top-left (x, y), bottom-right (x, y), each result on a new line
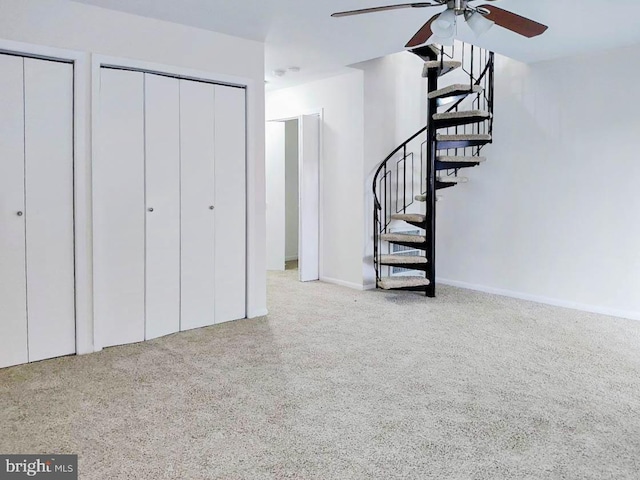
top-left (451, 0), bottom-right (468, 15)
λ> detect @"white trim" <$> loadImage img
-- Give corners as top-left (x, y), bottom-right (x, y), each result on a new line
top-left (317, 109), bottom-right (325, 281)
top-left (266, 108), bottom-right (324, 282)
top-left (243, 81), bottom-right (265, 326)
top-left (321, 276), bottom-right (367, 291)
top-left (91, 54), bottom-right (263, 350)
top-left (92, 55), bottom-right (254, 89)
top-left (0, 39), bottom-right (81, 63)
top-left (0, 39), bottom-right (93, 356)
top-left (266, 107), bottom-right (325, 123)
top-left (90, 55), bottom-right (102, 351)
top-left (437, 278), bottom-right (640, 322)
top-left (247, 307), bottom-right (268, 318)
top-left (297, 113), bottom-right (318, 282)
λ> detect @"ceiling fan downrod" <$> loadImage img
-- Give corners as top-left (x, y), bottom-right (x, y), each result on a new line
top-left (453, 0), bottom-right (466, 14)
top-left (450, 0), bottom-right (479, 16)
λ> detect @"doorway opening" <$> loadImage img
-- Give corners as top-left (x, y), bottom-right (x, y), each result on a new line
top-left (266, 113), bottom-right (320, 282)
top-left (284, 119), bottom-right (299, 272)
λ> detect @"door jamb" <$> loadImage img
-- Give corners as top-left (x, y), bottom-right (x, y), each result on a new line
top-left (266, 109), bottom-right (324, 280)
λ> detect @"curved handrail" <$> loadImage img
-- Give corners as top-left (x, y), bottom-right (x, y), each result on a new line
top-left (372, 126), bottom-right (427, 210)
top-left (372, 50), bottom-right (493, 211)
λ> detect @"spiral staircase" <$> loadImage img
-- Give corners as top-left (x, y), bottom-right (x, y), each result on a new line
top-left (372, 42), bottom-right (495, 297)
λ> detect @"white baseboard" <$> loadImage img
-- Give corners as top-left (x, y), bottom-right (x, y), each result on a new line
top-left (247, 308), bottom-right (269, 319)
top-left (77, 346), bottom-right (99, 355)
top-left (320, 276), bottom-right (368, 291)
top-left (437, 277), bottom-right (640, 322)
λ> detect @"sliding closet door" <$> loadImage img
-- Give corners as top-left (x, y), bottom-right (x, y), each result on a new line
top-left (214, 86), bottom-right (246, 323)
top-left (23, 58), bottom-right (75, 362)
top-left (0, 54), bottom-right (28, 368)
top-left (144, 74), bottom-right (181, 339)
top-left (180, 80), bottom-right (216, 331)
top-left (94, 69), bottom-right (145, 347)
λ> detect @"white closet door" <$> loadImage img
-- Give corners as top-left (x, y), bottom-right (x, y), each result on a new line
top-left (144, 73), bottom-right (181, 339)
top-left (180, 80), bottom-right (216, 331)
top-left (214, 85), bottom-right (246, 323)
top-left (0, 54), bottom-right (28, 368)
top-left (94, 68), bottom-right (145, 347)
top-left (23, 58), bottom-right (75, 362)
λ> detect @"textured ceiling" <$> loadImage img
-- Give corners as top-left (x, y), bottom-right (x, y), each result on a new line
top-left (70, 0), bottom-right (640, 88)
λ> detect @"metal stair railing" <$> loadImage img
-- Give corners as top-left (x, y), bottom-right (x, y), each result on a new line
top-left (372, 42), bottom-right (495, 294)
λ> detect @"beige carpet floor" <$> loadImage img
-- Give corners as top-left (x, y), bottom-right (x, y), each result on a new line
top-left (1, 270), bottom-right (640, 479)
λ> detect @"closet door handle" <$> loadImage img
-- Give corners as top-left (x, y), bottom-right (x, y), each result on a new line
top-left (209, 206), bottom-right (214, 210)
top-left (148, 207), bottom-right (154, 212)
top-left (16, 211), bottom-right (23, 217)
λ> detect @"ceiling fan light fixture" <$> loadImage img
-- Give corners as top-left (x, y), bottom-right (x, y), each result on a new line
top-left (431, 9), bottom-right (456, 37)
top-left (466, 10), bottom-right (495, 37)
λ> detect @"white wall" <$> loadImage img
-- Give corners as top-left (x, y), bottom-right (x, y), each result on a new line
top-left (0, 0), bottom-right (263, 79)
top-left (285, 120), bottom-right (299, 261)
top-left (266, 71), bottom-right (365, 289)
top-left (354, 52), bottom-right (428, 156)
top-left (0, 0), bottom-right (267, 352)
top-left (437, 44), bottom-right (640, 320)
top-left (265, 122), bottom-right (286, 271)
top-left (265, 54), bottom-right (425, 289)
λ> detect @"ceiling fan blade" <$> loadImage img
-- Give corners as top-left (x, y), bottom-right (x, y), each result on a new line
top-left (405, 13), bottom-right (440, 48)
top-left (478, 5), bottom-right (548, 38)
top-left (332, 2), bottom-right (439, 18)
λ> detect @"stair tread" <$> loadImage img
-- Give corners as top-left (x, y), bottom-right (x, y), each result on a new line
top-left (391, 213), bottom-right (426, 223)
top-left (379, 233), bottom-right (426, 243)
top-left (438, 176), bottom-right (468, 184)
top-left (410, 44), bottom-right (441, 61)
top-left (427, 45), bottom-right (441, 57)
top-left (380, 255), bottom-right (428, 265)
top-left (378, 276), bottom-right (431, 290)
top-left (433, 110), bottom-right (491, 120)
top-left (423, 60), bottom-right (461, 70)
top-left (422, 61), bottom-right (462, 78)
top-left (438, 156), bottom-right (486, 163)
top-left (436, 133), bottom-right (492, 141)
top-left (428, 84), bottom-right (483, 100)
top-left (415, 194), bottom-right (444, 202)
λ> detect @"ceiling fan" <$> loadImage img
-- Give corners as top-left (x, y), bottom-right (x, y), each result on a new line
top-left (331, 0), bottom-right (548, 48)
